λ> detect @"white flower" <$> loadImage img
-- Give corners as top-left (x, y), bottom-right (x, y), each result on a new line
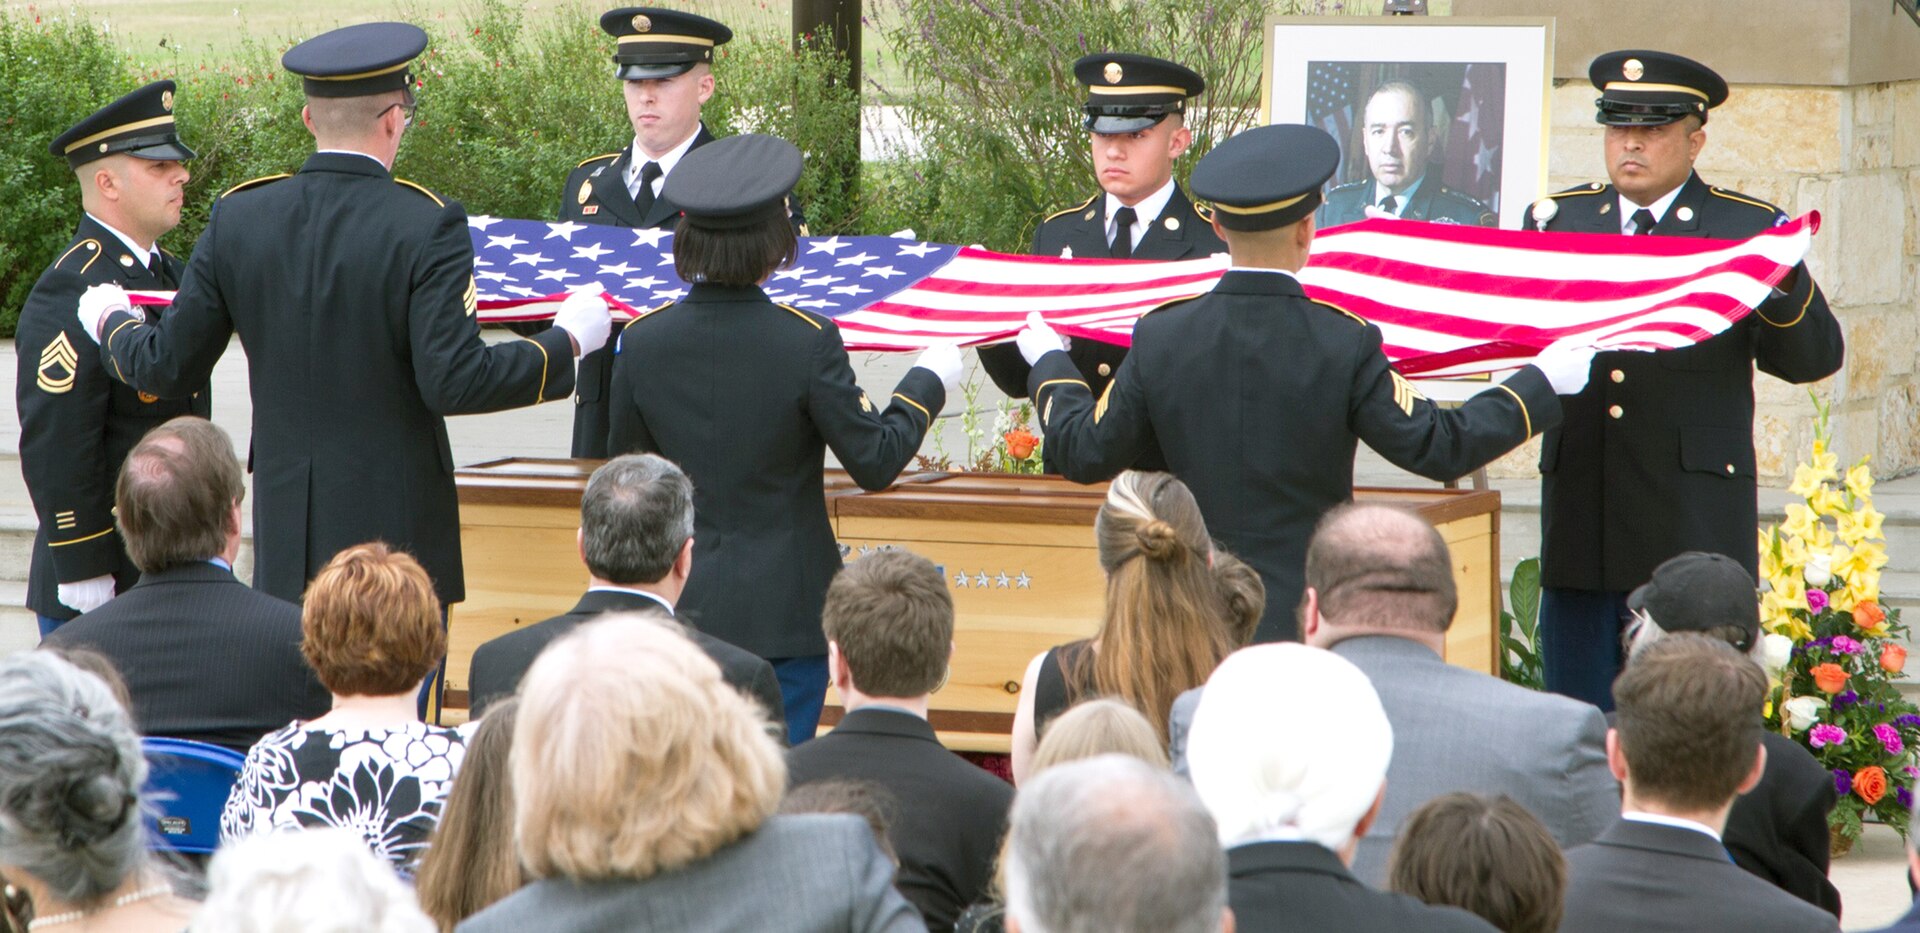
top-left (1762, 633), bottom-right (1795, 672)
top-left (1804, 552), bottom-right (1833, 587)
top-left (1783, 695), bottom-right (1828, 732)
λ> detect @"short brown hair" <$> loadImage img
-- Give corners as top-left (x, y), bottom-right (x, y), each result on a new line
top-left (1304, 504), bottom-right (1456, 632)
top-left (1389, 793), bottom-right (1566, 933)
top-left (114, 417), bottom-right (244, 572)
top-left (671, 214), bottom-right (797, 288)
top-left (300, 543), bottom-right (446, 696)
top-left (1613, 634), bottom-right (1768, 811)
top-left (821, 548), bottom-right (953, 698)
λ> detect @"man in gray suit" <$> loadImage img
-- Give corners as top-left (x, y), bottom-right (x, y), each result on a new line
top-left (1170, 503), bottom-right (1617, 885)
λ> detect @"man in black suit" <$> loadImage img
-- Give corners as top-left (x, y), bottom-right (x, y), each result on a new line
top-left (1317, 81), bottom-right (1493, 228)
top-left (1560, 635), bottom-right (1839, 933)
top-left (43, 417), bottom-right (328, 753)
top-left (17, 80), bottom-right (209, 637)
top-left (1527, 50), bottom-right (1844, 711)
top-left (556, 6), bottom-right (805, 457)
top-left (1019, 123), bottom-right (1587, 642)
top-left (977, 52), bottom-right (1225, 408)
top-left (76, 23), bottom-right (608, 615)
top-left (787, 548), bottom-right (1013, 931)
top-left (467, 454), bottom-right (782, 727)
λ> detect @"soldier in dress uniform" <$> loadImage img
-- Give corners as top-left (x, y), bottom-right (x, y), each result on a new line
top-left (606, 134), bottom-right (959, 745)
top-left (1527, 50), bottom-right (1844, 711)
top-left (1318, 81), bottom-right (1495, 228)
top-left (16, 80), bottom-right (208, 636)
top-left (74, 24), bottom-right (609, 669)
top-left (977, 53), bottom-right (1226, 406)
top-left (1016, 124), bottom-right (1593, 643)
top-left (556, 7), bottom-right (806, 459)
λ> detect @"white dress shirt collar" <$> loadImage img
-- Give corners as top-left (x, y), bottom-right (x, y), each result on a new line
top-left (628, 125), bottom-right (705, 199)
top-left (585, 586), bottom-right (675, 615)
top-left (1104, 176), bottom-right (1177, 249)
top-left (84, 213), bottom-right (159, 270)
top-left (1621, 810), bottom-right (1722, 842)
top-left (1617, 184), bottom-right (1685, 235)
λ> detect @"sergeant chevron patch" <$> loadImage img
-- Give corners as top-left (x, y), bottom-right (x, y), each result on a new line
top-left (37, 332), bottom-right (78, 394)
top-left (1391, 371), bottom-right (1425, 416)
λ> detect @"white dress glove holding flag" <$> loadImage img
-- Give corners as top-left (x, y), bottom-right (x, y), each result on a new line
top-left (913, 342), bottom-right (963, 393)
top-left (1533, 339), bottom-right (1599, 396)
top-left (1016, 312), bottom-right (1067, 365)
top-left (552, 289), bottom-right (613, 358)
top-left (77, 283), bottom-right (132, 344)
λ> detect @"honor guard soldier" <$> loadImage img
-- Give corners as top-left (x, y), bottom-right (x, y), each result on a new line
top-left (1017, 124), bottom-right (1591, 643)
top-left (16, 80), bottom-right (208, 636)
top-left (1529, 51), bottom-right (1844, 711)
top-left (607, 135), bottom-right (959, 745)
top-left (75, 24), bottom-right (609, 663)
top-left (557, 7), bottom-right (807, 459)
top-left (977, 53), bottom-right (1225, 408)
top-left (1318, 81), bottom-right (1495, 228)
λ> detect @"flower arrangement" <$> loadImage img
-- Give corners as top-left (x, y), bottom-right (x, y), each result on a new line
top-left (1760, 394), bottom-right (1914, 851)
top-left (914, 367), bottom-right (1045, 475)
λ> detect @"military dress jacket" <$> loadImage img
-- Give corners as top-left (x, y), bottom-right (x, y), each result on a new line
top-left (16, 216), bottom-right (208, 619)
top-left (97, 152), bottom-right (576, 605)
top-left (979, 182), bottom-right (1223, 402)
top-left (607, 283), bottom-right (943, 658)
top-left (1028, 270), bottom-right (1557, 643)
top-left (557, 125), bottom-right (808, 458)
top-left (1317, 176), bottom-right (1495, 228)
top-left (1533, 172), bottom-right (1843, 591)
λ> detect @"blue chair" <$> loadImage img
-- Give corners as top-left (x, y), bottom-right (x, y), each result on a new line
top-left (141, 737), bottom-right (247, 855)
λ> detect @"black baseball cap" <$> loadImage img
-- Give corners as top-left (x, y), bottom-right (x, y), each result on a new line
top-left (1627, 551), bottom-right (1759, 650)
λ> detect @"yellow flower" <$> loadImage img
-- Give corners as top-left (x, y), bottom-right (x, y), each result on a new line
top-left (1845, 461), bottom-right (1876, 500)
top-left (1810, 439), bottom-right (1840, 478)
top-left (1830, 586), bottom-right (1858, 614)
top-left (1780, 504), bottom-right (1821, 541)
top-left (1788, 463), bottom-right (1831, 500)
top-left (1839, 507), bottom-right (1886, 546)
top-left (1808, 486), bottom-right (1850, 518)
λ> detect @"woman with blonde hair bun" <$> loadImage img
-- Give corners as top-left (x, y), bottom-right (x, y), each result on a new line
top-left (1010, 470), bottom-right (1235, 784)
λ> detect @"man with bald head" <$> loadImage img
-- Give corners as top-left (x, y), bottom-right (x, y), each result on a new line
top-left (1170, 503), bottom-right (1616, 886)
top-left (1318, 81), bottom-right (1492, 228)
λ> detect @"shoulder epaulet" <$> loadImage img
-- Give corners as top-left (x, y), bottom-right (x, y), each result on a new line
top-left (54, 239), bottom-right (103, 274)
top-left (1041, 192), bottom-right (1100, 224)
top-left (1329, 180), bottom-right (1368, 192)
top-left (1140, 293), bottom-right (1204, 318)
top-left (220, 173), bottom-right (291, 199)
top-left (1192, 200), bottom-right (1214, 222)
top-left (1708, 186), bottom-right (1782, 215)
top-left (1544, 182), bottom-right (1607, 199)
top-left (1310, 298), bottom-right (1369, 327)
top-left (629, 299), bottom-right (676, 322)
top-left (776, 303), bottom-right (826, 331)
top-left (393, 177), bottom-right (445, 207)
top-left (576, 152), bottom-right (620, 169)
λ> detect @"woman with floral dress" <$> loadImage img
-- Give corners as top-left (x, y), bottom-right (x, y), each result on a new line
top-left (222, 543), bottom-right (466, 876)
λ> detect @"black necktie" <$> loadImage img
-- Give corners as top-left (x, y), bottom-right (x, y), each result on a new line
top-left (148, 254), bottom-right (174, 289)
top-left (1632, 208), bottom-right (1657, 236)
top-left (1111, 206), bottom-right (1137, 259)
top-left (1379, 195), bottom-right (1398, 214)
top-left (633, 161), bottom-right (663, 218)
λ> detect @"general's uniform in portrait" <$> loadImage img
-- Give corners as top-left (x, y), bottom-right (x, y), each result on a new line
top-left (16, 81), bottom-right (207, 629)
top-left (1318, 177), bottom-right (1494, 227)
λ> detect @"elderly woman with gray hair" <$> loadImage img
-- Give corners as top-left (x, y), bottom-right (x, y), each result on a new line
top-left (0, 652), bottom-right (195, 932)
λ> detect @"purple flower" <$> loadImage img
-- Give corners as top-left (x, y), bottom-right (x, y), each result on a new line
top-left (1898, 715), bottom-right (1920, 730)
top-left (1833, 691), bottom-right (1860, 711)
top-left (1808, 589), bottom-right (1831, 613)
top-left (1900, 787), bottom-right (1915, 811)
top-left (1810, 724), bottom-right (1848, 748)
top-left (1831, 635), bottom-right (1863, 655)
top-left (1834, 769), bottom-right (1852, 795)
top-left (1875, 723), bottom-right (1905, 755)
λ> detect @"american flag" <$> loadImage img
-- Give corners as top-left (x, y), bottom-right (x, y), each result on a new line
top-left (1307, 62), bottom-right (1360, 184)
top-left (1441, 63), bottom-right (1506, 211)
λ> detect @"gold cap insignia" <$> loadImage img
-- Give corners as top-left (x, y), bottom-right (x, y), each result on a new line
top-left (161, 89), bottom-right (174, 112)
top-left (1103, 62), bottom-right (1123, 84)
top-left (1676, 205), bottom-right (1695, 222)
top-left (37, 332), bottom-right (78, 395)
top-left (1164, 216), bottom-right (1179, 231)
top-left (632, 13), bottom-right (652, 32)
top-left (1623, 58), bottom-right (1644, 81)
top-left (578, 179), bottom-right (593, 205)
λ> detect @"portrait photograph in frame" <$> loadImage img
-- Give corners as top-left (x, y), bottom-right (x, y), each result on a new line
top-left (1263, 17), bottom-right (1554, 231)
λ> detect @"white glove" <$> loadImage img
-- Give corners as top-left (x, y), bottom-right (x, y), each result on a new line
top-left (913, 342), bottom-right (962, 393)
top-left (1533, 340), bottom-right (1598, 395)
top-left (57, 575), bottom-right (117, 614)
top-left (1016, 312), bottom-right (1067, 365)
top-left (552, 289), bottom-right (612, 358)
top-left (77, 283), bottom-right (132, 344)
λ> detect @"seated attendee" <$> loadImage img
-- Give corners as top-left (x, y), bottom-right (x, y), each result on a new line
top-left (466, 453), bottom-right (783, 726)
top-left (195, 828), bottom-right (434, 933)
top-left (1558, 635), bottom-right (1839, 933)
top-left (1003, 754), bottom-right (1231, 933)
top-left (1011, 470), bottom-right (1234, 783)
top-left (222, 544), bottom-right (468, 876)
top-left (779, 779), bottom-right (899, 867)
top-left (1388, 793), bottom-right (1566, 933)
top-left (1168, 504), bottom-right (1616, 881)
top-left (0, 652), bottom-right (198, 932)
top-left (1187, 643), bottom-right (1495, 932)
top-left (1623, 551), bottom-right (1840, 915)
top-left (41, 416), bottom-right (329, 752)
top-left (416, 699), bottom-right (525, 933)
top-left (1211, 547), bottom-right (1266, 647)
top-left (1030, 698), bottom-right (1170, 774)
top-left (789, 547), bottom-right (1014, 932)
top-left (456, 615), bottom-right (922, 932)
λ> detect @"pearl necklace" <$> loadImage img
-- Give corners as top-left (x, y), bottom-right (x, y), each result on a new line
top-left (26, 884), bottom-right (172, 929)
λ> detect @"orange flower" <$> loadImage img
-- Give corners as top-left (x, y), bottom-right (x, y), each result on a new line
top-left (1811, 663), bottom-right (1850, 694)
top-left (1854, 600), bottom-right (1889, 635)
top-left (1005, 429), bottom-right (1038, 461)
top-left (1882, 645), bottom-right (1909, 675)
top-left (1855, 765), bottom-right (1888, 806)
